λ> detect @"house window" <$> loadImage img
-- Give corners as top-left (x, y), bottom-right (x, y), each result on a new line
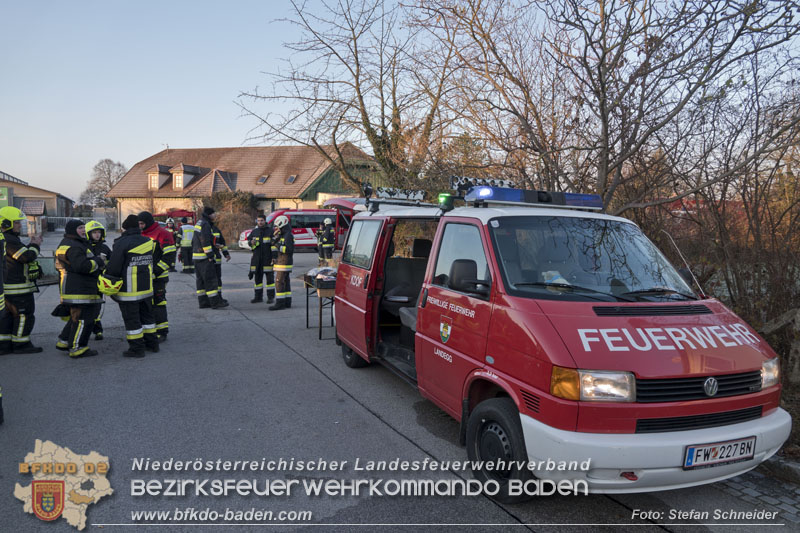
top-left (175, 173), bottom-right (183, 189)
top-left (288, 175), bottom-right (297, 184)
top-left (258, 175), bottom-right (268, 184)
top-left (149, 174), bottom-right (159, 190)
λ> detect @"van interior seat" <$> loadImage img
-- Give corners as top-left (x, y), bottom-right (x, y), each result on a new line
top-left (381, 238), bottom-right (432, 317)
top-left (399, 306), bottom-right (417, 332)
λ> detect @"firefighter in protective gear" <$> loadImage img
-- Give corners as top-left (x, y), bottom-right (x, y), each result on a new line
top-left (178, 217), bottom-right (195, 273)
top-left (165, 218), bottom-right (179, 271)
top-left (86, 220), bottom-right (111, 340)
top-left (192, 207), bottom-right (229, 309)
top-left (139, 211), bottom-right (175, 341)
top-left (104, 214), bottom-right (161, 357)
top-left (0, 206), bottom-right (43, 354)
top-left (269, 215), bottom-right (294, 311)
top-left (55, 219), bottom-right (104, 358)
top-left (213, 225), bottom-right (231, 298)
top-left (248, 214), bottom-right (274, 303)
top-left (318, 217), bottom-right (335, 266)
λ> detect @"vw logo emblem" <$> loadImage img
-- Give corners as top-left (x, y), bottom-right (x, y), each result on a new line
top-left (704, 377), bottom-right (719, 397)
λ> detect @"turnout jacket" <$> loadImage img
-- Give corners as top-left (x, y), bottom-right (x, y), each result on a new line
top-left (248, 226), bottom-right (272, 272)
top-left (320, 225), bottom-right (335, 249)
top-left (56, 235), bottom-right (104, 304)
top-left (3, 230), bottom-right (40, 296)
top-left (272, 226), bottom-right (294, 271)
top-left (192, 215), bottom-right (217, 262)
top-left (142, 222), bottom-right (175, 281)
top-left (89, 239), bottom-right (112, 260)
top-left (106, 228), bottom-right (159, 301)
top-left (213, 228), bottom-right (230, 265)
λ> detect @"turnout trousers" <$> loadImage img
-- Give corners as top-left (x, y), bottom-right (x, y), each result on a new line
top-left (57, 304), bottom-right (99, 358)
top-left (274, 268), bottom-right (292, 307)
top-left (118, 299), bottom-right (157, 351)
top-left (92, 301), bottom-right (104, 337)
top-left (153, 279), bottom-right (169, 336)
top-left (252, 266), bottom-right (275, 301)
top-left (181, 246), bottom-right (194, 272)
top-left (195, 259), bottom-right (220, 306)
top-left (0, 293), bottom-right (36, 351)
top-left (215, 262), bottom-right (223, 296)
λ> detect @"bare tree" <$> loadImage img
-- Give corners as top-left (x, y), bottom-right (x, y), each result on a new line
top-left (418, 0), bottom-right (800, 211)
top-left (239, 0), bottom-right (456, 191)
top-left (81, 159), bottom-right (128, 207)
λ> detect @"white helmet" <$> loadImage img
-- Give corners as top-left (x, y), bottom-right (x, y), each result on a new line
top-left (166, 217), bottom-right (174, 224)
top-left (274, 215), bottom-right (290, 229)
top-left (324, 218), bottom-right (332, 225)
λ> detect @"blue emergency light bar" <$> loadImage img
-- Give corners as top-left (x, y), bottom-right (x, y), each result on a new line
top-left (463, 186), bottom-right (603, 210)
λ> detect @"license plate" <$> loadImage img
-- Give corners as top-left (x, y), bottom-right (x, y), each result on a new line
top-left (684, 436), bottom-right (756, 469)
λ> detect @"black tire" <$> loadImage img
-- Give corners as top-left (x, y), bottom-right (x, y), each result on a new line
top-left (466, 397), bottom-right (534, 503)
top-left (342, 344), bottom-right (369, 368)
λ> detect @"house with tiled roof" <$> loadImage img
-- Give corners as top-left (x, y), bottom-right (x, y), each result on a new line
top-left (0, 170), bottom-right (75, 234)
top-left (107, 144), bottom-right (378, 222)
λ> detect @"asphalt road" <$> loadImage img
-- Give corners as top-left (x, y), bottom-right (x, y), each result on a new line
top-left (0, 250), bottom-right (795, 532)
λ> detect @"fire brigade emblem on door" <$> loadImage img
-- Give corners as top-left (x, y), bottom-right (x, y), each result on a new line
top-left (440, 316), bottom-right (453, 344)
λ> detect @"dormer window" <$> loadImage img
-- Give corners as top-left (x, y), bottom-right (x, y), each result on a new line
top-left (149, 174), bottom-right (159, 190)
top-left (175, 173), bottom-right (183, 189)
top-left (257, 175), bottom-right (268, 184)
top-left (288, 175), bottom-right (297, 184)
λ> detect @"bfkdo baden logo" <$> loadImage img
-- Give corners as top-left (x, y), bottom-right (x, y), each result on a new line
top-left (32, 480), bottom-right (65, 521)
top-left (15, 439), bottom-right (113, 531)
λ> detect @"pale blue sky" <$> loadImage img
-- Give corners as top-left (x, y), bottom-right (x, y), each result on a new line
top-left (0, 0), bottom-right (296, 200)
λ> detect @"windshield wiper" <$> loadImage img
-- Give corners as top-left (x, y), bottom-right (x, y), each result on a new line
top-left (622, 287), bottom-right (698, 300)
top-left (513, 282), bottom-right (633, 302)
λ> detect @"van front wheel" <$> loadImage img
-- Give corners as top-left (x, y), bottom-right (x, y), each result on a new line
top-left (466, 398), bottom-right (533, 503)
top-left (342, 344), bottom-right (369, 368)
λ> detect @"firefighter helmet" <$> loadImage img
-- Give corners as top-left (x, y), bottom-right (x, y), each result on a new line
top-left (85, 220), bottom-right (106, 240)
top-left (324, 218), bottom-right (332, 225)
top-left (274, 215), bottom-right (290, 229)
top-left (0, 206), bottom-right (26, 231)
top-left (97, 274), bottom-right (123, 296)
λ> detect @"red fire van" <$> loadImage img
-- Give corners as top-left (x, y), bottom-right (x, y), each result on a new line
top-left (333, 186), bottom-right (791, 499)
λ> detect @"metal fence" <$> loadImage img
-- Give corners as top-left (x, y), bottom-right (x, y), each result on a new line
top-left (45, 215), bottom-right (117, 233)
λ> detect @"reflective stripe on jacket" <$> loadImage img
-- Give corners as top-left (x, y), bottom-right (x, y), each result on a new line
top-left (179, 224), bottom-right (195, 247)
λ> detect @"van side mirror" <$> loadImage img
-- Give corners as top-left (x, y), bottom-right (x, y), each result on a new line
top-left (449, 259), bottom-right (491, 297)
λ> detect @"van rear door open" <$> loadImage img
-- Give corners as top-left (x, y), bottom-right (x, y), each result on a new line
top-left (335, 219), bottom-right (385, 359)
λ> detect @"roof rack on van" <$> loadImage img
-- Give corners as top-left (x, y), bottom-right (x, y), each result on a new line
top-left (362, 184), bottom-right (438, 213)
top-left (365, 198), bottom-right (439, 213)
top-left (463, 186), bottom-right (604, 211)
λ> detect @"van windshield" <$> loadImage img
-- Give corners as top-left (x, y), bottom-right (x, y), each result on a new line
top-left (488, 216), bottom-right (697, 302)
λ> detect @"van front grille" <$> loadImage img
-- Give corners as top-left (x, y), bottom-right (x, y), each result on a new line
top-left (635, 406), bottom-right (762, 433)
top-left (636, 371), bottom-right (762, 403)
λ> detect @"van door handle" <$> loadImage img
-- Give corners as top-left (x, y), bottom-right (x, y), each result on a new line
top-left (363, 273), bottom-right (369, 289)
top-left (420, 288), bottom-right (428, 307)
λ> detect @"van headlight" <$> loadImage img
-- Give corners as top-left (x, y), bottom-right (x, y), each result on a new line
top-left (761, 357), bottom-right (780, 389)
top-left (579, 370), bottom-right (636, 402)
top-left (551, 367), bottom-right (635, 402)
